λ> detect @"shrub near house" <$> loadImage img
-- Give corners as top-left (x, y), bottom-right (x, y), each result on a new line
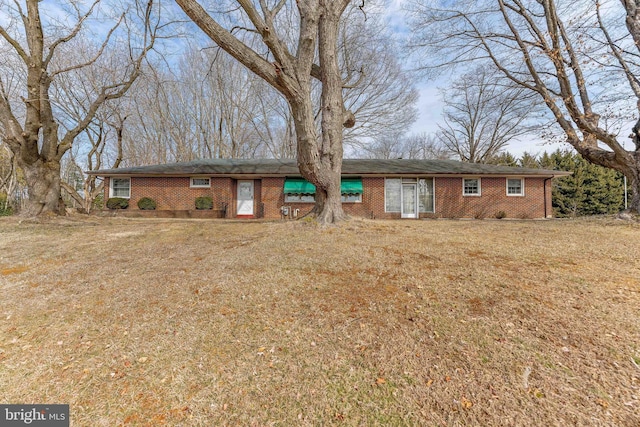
top-left (195, 196), bottom-right (213, 210)
top-left (137, 197), bottom-right (157, 210)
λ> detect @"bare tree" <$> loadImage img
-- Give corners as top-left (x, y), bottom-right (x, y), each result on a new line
top-left (174, 0), bottom-right (358, 224)
top-left (0, 140), bottom-right (19, 212)
top-left (122, 1), bottom-right (416, 171)
top-left (338, 3), bottom-right (419, 148)
top-left (123, 47), bottom-right (290, 163)
top-left (60, 111), bottom-right (125, 213)
top-left (438, 66), bottom-right (536, 163)
top-left (408, 0), bottom-right (640, 212)
top-left (0, 0), bottom-right (159, 216)
top-left (361, 132), bottom-right (450, 160)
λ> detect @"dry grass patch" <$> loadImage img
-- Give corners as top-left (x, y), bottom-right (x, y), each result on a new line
top-left (0, 216), bottom-right (639, 426)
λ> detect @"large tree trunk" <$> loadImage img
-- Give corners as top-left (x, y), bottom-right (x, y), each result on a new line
top-left (627, 158), bottom-right (640, 213)
top-left (20, 158), bottom-right (65, 216)
top-left (290, 87), bottom-right (346, 223)
top-left (312, 1), bottom-right (348, 223)
top-left (173, 0), bottom-right (352, 224)
top-left (287, 1), bottom-right (348, 224)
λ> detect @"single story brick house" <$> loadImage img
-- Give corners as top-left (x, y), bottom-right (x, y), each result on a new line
top-left (89, 158), bottom-right (570, 219)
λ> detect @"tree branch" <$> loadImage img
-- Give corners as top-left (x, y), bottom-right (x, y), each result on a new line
top-left (598, 1), bottom-right (640, 97)
top-left (0, 26), bottom-right (29, 63)
top-left (175, 0), bottom-right (294, 97)
top-left (44, 0), bottom-right (101, 68)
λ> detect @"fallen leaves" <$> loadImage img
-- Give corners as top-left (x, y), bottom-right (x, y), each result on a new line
top-left (220, 306), bottom-right (237, 316)
top-left (0, 266), bottom-right (29, 275)
top-left (461, 397), bottom-right (474, 409)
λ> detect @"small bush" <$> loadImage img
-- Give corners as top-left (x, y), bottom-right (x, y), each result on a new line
top-left (106, 197), bottom-right (129, 210)
top-left (0, 194), bottom-right (12, 216)
top-left (495, 210), bottom-right (507, 219)
top-left (195, 196), bottom-right (213, 210)
top-left (473, 207), bottom-right (489, 220)
top-left (137, 197), bottom-right (157, 210)
top-left (92, 194), bottom-right (104, 210)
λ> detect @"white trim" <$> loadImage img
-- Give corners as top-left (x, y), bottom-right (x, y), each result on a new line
top-left (463, 178), bottom-right (481, 196)
top-left (109, 177), bottom-right (131, 198)
top-left (506, 177), bottom-right (525, 196)
top-left (433, 177), bottom-right (437, 213)
top-left (190, 177), bottom-right (211, 188)
top-left (237, 180), bottom-right (254, 215)
top-left (401, 182), bottom-right (418, 219)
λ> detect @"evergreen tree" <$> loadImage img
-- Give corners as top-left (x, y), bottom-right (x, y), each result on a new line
top-left (487, 152), bottom-right (519, 167)
top-left (539, 150), bottom-right (624, 217)
top-left (519, 152), bottom-right (540, 168)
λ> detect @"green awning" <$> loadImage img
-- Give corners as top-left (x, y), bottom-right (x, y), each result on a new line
top-left (284, 178), bottom-right (316, 194)
top-left (284, 178), bottom-right (363, 194)
top-left (340, 178), bottom-right (363, 194)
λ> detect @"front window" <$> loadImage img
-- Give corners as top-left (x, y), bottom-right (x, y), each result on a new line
top-left (385, 178), bottom-right (402, 212)
top-left (285, 193), bottom-right (315, 203)
top-left (191, 177), bottom-right (211, 188)
top-left (463, 178), bottom-right (481, 196)
top-left (386, 178), bottom-right (434, 212)
top-left (341, 193), bottom-right (362, 203)
top-left (419, 178), bottom-right (434, 213)
top-left (507, 178), bottom-right (524, 196)
top-left (110, 178), bottom-right (130, 198)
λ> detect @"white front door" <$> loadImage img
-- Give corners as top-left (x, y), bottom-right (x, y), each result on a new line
top-left (237, 180), bottom-right (254, 216)
top-left (401, 183), bottom-right (418, 219)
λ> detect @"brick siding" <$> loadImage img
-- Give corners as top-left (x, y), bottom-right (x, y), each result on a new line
top-left (105, 177), bottom-right (232, 214)
top-left (104, 175), bottom-right (553, 219)
top-left (428, 177), bottom-right (550, 219)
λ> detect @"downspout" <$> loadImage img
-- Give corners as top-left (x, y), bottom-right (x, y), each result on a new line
top-left (543, 176), bottom-right (553, 219)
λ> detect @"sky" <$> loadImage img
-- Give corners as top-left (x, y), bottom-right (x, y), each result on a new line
top-left (0, 0), bottom-right (571, 159)
top-left (382, 0), bottom-right (568, 158)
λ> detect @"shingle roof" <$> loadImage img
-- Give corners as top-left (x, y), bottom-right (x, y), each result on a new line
top-left (88, 158), bottom-right (570, 177)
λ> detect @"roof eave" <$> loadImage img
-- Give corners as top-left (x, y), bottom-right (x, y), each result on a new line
top-left (87, 171), bottom-right (572, 178)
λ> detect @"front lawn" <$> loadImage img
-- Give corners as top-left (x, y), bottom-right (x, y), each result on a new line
top-left (0, 216), bottom-right (638, 426)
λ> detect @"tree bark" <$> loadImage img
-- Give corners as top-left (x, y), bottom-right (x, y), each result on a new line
top-left (314, 0), bottom-right (347, 223)
top-left (625, 156), bottom-right (640, 212)
top-left (19, 158), bottom-right (65, 216)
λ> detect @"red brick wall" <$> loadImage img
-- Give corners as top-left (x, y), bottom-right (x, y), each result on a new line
top-left (104, 175), bottom-right (552, 219)
top-left (429, 177), bottom-right (548, 219)
top-left (104, 177), bottom-right (233, 213)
